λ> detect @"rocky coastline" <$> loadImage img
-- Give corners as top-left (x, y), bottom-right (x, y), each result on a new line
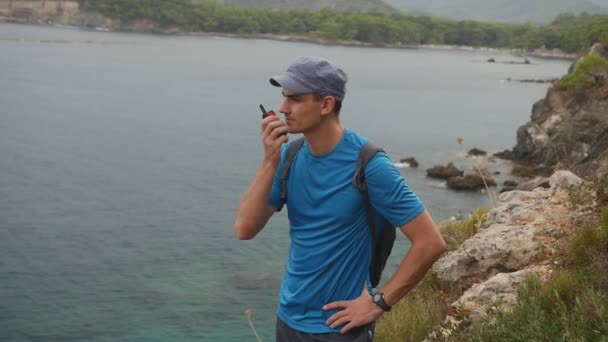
top-left (510, 44), bottom-right (608, 178)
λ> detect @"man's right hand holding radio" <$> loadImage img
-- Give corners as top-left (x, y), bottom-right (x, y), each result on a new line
top-left (262, 115), bottom-right (288, 166)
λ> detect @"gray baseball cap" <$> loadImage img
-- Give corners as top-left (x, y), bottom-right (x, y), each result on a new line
top-left (269, 56), bottom-right (348, 101)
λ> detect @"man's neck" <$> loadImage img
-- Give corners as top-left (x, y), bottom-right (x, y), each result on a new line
top-left (304, 119), bottom-right (345, 156)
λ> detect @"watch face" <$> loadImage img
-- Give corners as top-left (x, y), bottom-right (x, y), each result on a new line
top-left (373, 294), bottom-right (381, 301)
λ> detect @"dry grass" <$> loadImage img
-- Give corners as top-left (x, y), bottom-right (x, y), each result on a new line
top-left (375, 210), bottom-right (490, 341)
top-left (375, 274), bottom-right (449, 342)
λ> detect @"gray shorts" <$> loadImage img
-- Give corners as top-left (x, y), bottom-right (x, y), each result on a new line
top-left (276, 317), bottom-right (375, 342)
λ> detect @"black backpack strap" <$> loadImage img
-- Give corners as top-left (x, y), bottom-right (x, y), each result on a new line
top-left (280, 137), bottom-right (305, 201)
top-left (352, 142), bottom-right (386, 287)
top-left (352, 142), bottom-right (384, 239)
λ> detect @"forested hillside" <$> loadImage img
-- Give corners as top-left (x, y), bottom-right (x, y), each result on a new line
top-left (203, 0), bottom-right (395, 12)
top-left (80, 0), bottom-right (608, 53)
top-left (382, 0), bottom-right (607, 23)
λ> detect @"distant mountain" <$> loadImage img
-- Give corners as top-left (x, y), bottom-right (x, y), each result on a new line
top-left (209, 0), bottom-right (395, 12)
top-left (591, 0), bottom-right (608, 8)
top-left (382, 0), bottom-right (608, 23)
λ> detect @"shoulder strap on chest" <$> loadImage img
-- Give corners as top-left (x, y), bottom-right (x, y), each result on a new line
top-left (280, 137), bottom-right (305, 201)
top-left (352, 142), bottom-right (384, 242)
top-left (352, 142), bottom-right (384, 191)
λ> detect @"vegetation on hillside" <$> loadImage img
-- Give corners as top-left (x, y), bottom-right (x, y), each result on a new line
top-left (383, 0), bottom-right (607, 24)
top-left (210, 0), bottom-right (395, 13)
top-left (80, 0), bottom-right (608, 53)
top-left (559, 53), bottom-right (608, 90)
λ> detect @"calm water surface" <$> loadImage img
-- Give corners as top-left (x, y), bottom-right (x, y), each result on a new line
top-left (0, 23), bottom-right (569, 341)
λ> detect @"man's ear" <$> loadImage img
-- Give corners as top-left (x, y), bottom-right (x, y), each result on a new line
top-left (320, 96), bottom-right (336, 116)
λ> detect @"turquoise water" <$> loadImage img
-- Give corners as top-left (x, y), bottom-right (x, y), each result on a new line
top-left (0, 23), bottom-right (569, 341)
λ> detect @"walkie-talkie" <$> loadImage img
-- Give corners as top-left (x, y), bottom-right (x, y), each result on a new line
top-left (259, 104), bottom-right (287, 136)
top-left (259, 104), bottom-right (276, 119)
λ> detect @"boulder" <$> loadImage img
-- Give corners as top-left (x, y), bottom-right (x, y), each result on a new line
top-left (467, 148), bottom-right (487, 157)
top-left (549, 170), bottom-right (582, 189)
top-left (433, 223), bottom-right (541, 284)
top-left (399, 157), bottom-right (419, 168)
top-left (500, 180), bottom-right (519, 193)
top-left (516, 176), bottom-right (550, 191)
top-left (452, 266), bottom-right (550, 320)
top-left (493, 150), bottom-right (514, 160)
top-left (433, 187), bottom-right (554, 284)
top-left (447, 173), bottom-right (496, 191)
top-left (485, 190), bottom-right (548, 227)
top-left (426, 162), bottom-right (463, 179)
top-left (511, 164), bottom-right (551, 178)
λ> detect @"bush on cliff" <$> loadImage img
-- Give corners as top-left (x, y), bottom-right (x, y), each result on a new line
top-left (447, 205), bottom-right (608, 341)
top-left (558, 53), bottom-right (608, 90)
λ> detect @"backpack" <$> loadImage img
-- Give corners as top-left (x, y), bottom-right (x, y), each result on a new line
top-left (279, 137), bottom-right (396, 288)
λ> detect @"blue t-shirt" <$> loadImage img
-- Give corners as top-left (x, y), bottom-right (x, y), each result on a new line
top-left (269, 129), bottom-right (425, 333)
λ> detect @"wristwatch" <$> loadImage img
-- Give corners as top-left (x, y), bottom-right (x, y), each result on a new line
top-left (371, 289), bottom-right (392, 312)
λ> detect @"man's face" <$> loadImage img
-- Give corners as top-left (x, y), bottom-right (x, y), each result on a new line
top-left (278, 89), bottom-right (325, 134)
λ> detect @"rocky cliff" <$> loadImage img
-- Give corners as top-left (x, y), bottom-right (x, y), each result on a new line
top-left (0, 1), bottom-right (183, 33)
top-left (431, 170), bottom-right (590, 326)
top-left (0, 1), bottom-right (115, 28)
top-left (512, 44), bottom-right (608, 178)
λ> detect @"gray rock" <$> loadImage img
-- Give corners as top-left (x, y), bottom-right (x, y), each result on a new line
top-left (447, 173), bottom-right (496, 191)
top-left (399, 157), bottom-right (419, 168)
top-left (426, 162), bottom-right (463, 179)
top-left (493, 150), bottom-right (514, 160)
top-left (516, 176), bottom-right (550, 191)
top-left (453, 266), bottom-right (550, 320)
top-left (549, 170), bottom-right (582, 189)
top-left (433, 224), bottom-right (540, 284)
top-left (467, 148), bottom-right (487, 157)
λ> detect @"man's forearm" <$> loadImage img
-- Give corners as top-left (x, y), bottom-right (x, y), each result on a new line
top-left (234, 161), bottom-right (278, 240)
top-left (381, 238), bottom-right (446, 306)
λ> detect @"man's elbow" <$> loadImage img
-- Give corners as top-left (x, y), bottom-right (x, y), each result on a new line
top-left (234, 221), bottom-right (256, 240)
top-left (433, 237), bottom-right (448, 259)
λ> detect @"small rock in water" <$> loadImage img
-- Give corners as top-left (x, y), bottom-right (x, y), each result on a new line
top-left (399, 157), bottom-right (419, 168)
top-left (467, 148), bottom-right (487, 157)
top-left (426, 162), bottom-right (464, 179)
top-left (493, 150), bottom-right (514, 160)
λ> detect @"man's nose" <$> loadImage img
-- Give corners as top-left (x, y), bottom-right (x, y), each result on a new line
top-left (279, 100), bottom-right (289, 114)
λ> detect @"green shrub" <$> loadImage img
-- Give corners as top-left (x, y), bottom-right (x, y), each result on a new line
top-left (539, 271), bottom-right (581, 311)
top-left (456, 275), bottom-right (608, 341)
top-left (567, 181), bottom-right (593, 209)
top-left (558, 53), bottom-right (608, 90)
top-left (565, 216), bottom-right (608, 267)
top-left (592, 176), bottom-right (608, 205)
top-left (567, 176), bottom-right (608, 208)
top-left (440, 208), bottom-right (489, 251)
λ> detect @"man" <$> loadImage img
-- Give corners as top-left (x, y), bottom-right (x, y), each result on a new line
top-left (234, 56), bottom-right (447, 341)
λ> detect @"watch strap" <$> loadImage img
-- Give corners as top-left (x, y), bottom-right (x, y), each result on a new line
top-left (371, 289), bottom-right (392, 312)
